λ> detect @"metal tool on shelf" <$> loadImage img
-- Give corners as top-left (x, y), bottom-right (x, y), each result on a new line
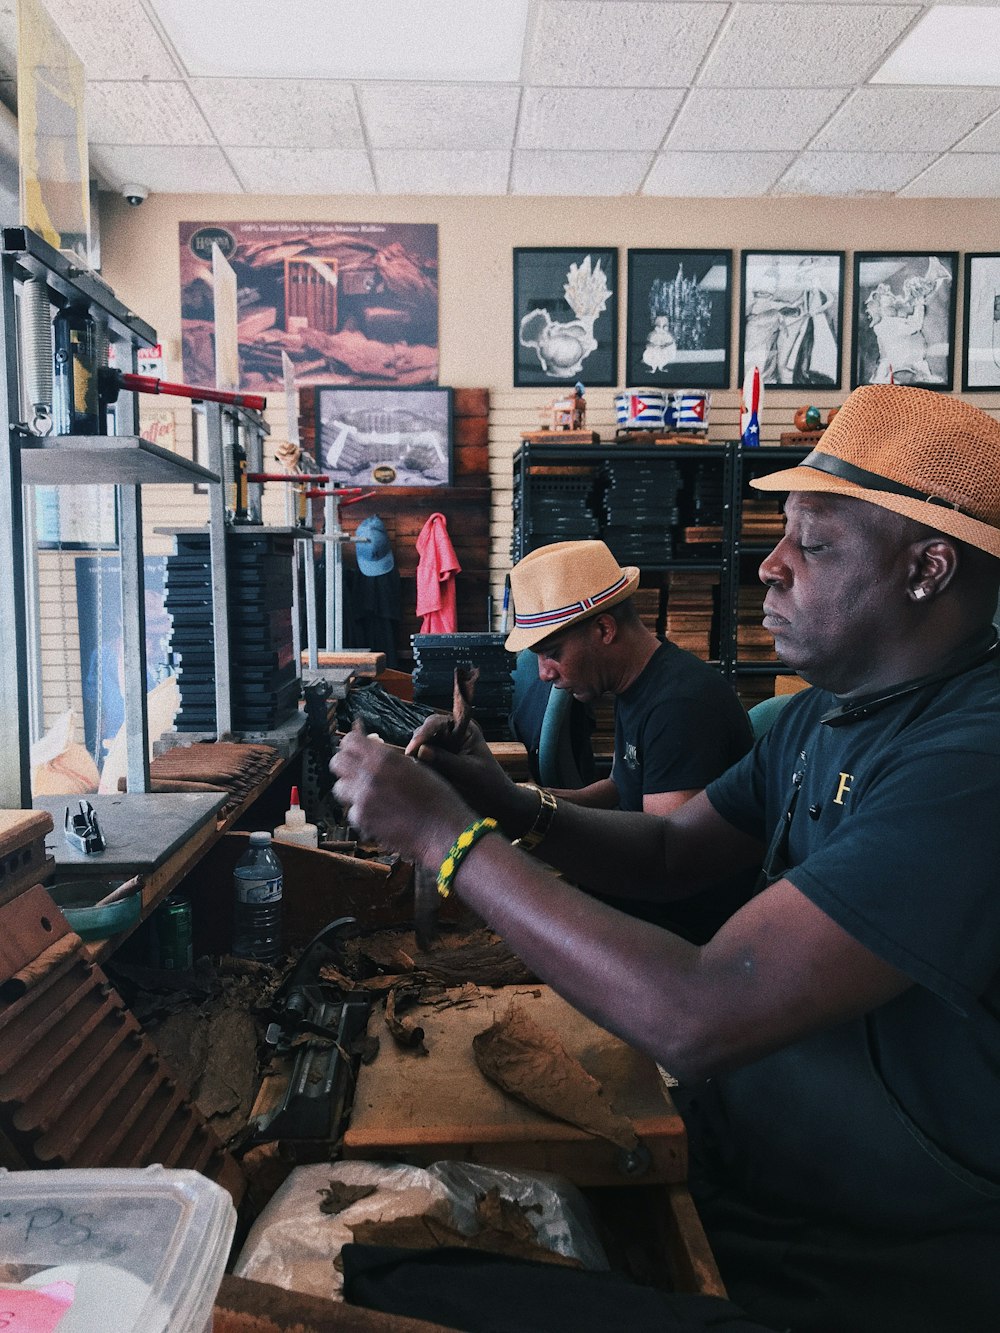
top-left (63, 800), bottom-right (106, 854)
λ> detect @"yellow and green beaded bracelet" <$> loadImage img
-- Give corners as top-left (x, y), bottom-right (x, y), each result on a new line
top-left (436, 817), bottom-right (498, 899)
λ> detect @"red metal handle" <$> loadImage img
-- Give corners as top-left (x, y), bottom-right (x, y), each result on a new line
top-left (246, 473), bottom-right (331, 484)
top-left (112, 370), bottom-right (267, 412)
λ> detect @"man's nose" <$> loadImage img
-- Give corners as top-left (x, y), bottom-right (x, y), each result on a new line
top-left (536, 657), bottom-right (558, 683)
top-left (759, 537), bottom-right (791, 587)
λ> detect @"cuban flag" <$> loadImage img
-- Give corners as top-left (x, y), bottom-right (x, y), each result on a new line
top-left (616, 391), bottom-right (666, 429)
top-left (674, 391), bottom-right (710, 430)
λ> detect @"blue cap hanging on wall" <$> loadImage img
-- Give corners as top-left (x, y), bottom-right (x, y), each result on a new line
top-left (354, 515), bottom-right (395, 576)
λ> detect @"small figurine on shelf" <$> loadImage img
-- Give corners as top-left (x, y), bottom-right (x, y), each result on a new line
top-left (538, 380), bottom-right (586, 432)
top-left (740, 366), bottom-right (763, 448)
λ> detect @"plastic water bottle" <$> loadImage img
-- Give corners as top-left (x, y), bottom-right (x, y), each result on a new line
top-left (232, 832), bottom-right (283, 962)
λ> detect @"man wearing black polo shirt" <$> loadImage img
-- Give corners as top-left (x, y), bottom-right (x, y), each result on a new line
top-left (333, 384), bottom-right (1000, 1333)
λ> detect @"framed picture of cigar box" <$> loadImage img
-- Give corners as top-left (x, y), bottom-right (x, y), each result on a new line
top-left (627, 249), bottom-right (732, 388)
top-left (514, 247), bottom-right (618, 387)
top-left (852, 251), bottom-right (957, 390)
top-left (314, 385), bottom-right (453, 489)
top-left (962, 253), bottom-right (1000, 391)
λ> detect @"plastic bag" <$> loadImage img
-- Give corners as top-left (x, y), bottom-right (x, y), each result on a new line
top-left (234, 1159), bottom-right (608, 1302)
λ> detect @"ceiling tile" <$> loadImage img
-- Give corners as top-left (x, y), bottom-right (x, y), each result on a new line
top-left (899, 153), bottom-right (1000, 197)
top-left (90, 144), bottom-right (242, 193)
top-left (227, 147), bottom-right (376, 194)
top-left (666, 87), bottom-right (847, 151)
top-left (700, 4), bottom-right (921, 87)
top-left (953, 108), bottom-right (1000, 153)
top-left (644, 151), bottom-right (792, 196)
top-left (374, 150), bottom-right (511, 194)
top-left (511, 149), bottom-right (652, 194)
top-left (87, 81), bottom-right (214, 146)
top-left (811, 86), bottom-right (1000, 152)
top-left (774, 150), bottom-right (937, 195)
top-left (518, 87), bottom-right (684, 151)
top-left (190, 79), bottom-right (363, 148)
top-left (528, 1), bottom-right (727, 87)
top-left (359, 83), bottom-right (520, 150)
top-left (39, 0), bottom-right (180, 79)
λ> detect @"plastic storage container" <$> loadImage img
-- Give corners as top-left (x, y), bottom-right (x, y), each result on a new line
top-left (232, 831), bottom-right (283, 962)
top-left (272, 785), bottom-right (318, 849)
top-left (0, 1165), bottom-right (236, 1332)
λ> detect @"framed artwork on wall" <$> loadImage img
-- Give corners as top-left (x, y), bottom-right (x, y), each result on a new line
top-left (513, 247), bottom-right (617, 387)
top-left (852, 251), bottom-right (957, 390)
top-left (314, 386), bottom-right (453, 488)
top-left (626, 249), bottom-right (731, 388)
top-left (739, 250), bottom-right (844, 390)
top-left (962, 253), bottom-right (1000, 391)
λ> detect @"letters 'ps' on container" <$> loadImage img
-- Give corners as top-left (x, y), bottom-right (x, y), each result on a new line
top-left (0, 1164), bottom-right (236, 1332)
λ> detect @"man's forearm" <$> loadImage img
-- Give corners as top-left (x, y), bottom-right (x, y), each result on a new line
top-left (549, 777), bottom-right (619, 808)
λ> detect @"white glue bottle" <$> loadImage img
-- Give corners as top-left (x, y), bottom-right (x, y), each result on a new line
top-left (273, 784), bottom-right (319, 849)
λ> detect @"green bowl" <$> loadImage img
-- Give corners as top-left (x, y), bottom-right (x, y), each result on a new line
top-left (50, 879), bottom-right (142, 941)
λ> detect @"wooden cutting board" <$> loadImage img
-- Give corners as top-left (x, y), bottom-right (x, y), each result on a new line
top-left (344, 985), bottom-right (686, 1187)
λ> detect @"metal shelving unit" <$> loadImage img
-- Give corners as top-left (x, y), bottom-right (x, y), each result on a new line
top-left (0, 226), bottom-right (219, 809)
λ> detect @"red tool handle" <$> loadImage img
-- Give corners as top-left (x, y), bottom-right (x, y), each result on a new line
top-left (112, 370), bottom-right (267, 412)
top-left (246, 473), bottom-right (331, 484)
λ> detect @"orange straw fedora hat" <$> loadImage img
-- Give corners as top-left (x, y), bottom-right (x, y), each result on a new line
top-left (504, 540), bottom-right (640, 653)
top-left (752, 384), bottom-right (1000, 559)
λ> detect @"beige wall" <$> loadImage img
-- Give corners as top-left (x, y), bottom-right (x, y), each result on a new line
top-left (100, 190), bottom-right (1000, 392)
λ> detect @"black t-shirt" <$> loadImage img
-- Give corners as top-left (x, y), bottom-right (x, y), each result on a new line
top-left (612, 641), bottom-right (753, 810)
top-left (704, 656), bottom-right (1000, 1232)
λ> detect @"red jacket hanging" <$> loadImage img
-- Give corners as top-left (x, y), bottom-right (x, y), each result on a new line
top-left (416, 512), bottom-right (461, 633)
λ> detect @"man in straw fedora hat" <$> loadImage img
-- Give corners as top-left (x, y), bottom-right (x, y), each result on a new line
top-left (506, 537), bottom-right (753, 939)
top-left (333, 384), bottom-right (1000, 1332)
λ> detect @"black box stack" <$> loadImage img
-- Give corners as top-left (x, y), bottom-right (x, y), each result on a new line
top-left (517, 472), bottom-right (600, 561)
top-left (165, 530), bottom-right (300, 733)
top-left (411, 632), bottom-right (515, 741)
top-left (678, 461), bottom-right (727, 557)
top-left (599, 459), bottom-right (681, 566)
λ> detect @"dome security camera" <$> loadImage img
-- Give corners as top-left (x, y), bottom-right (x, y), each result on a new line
top-left (122, 184), bottom-right (148, 207)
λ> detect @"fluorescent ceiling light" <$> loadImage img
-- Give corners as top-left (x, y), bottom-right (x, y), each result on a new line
top-left (871, 6), bottom-right (1000, 85)
top-left (152, 0), bottom-right (529, 81)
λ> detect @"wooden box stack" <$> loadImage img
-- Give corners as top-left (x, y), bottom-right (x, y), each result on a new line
top-left (665, 571), bottom-right (719, 661)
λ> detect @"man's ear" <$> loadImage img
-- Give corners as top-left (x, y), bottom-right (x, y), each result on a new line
top-left (908, 537), bottom-right (959, 602)
top-left (591, 613), bottom-right (618, 644)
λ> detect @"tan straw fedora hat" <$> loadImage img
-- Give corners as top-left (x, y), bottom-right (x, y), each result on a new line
top-left (504, 540), bottom-right (640, 653)
top-left (752, 384), bottom-right (1000, 558)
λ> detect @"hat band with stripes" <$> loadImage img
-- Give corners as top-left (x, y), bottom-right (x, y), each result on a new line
top-left (513, 573), bottom-right (632, 632)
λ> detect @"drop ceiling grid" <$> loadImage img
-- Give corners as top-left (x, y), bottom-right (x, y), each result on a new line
top-left (1, 0), bottom-right (999, 197)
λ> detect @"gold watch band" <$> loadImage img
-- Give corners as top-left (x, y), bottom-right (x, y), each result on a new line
top-left (511, 782), bottom-right (558, 852)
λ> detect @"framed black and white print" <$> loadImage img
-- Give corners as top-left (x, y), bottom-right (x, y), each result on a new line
top-left (739, 250), bottom-right (844, 390)
top-left (626, 249), bottom-right (731, 388)
top-left (962, 253), bottom-right (1000, 390)
top-left (513, 247), bottom-right (617, 387)
top-left (852, 251), bottom-right (957, 390)
top-left (315, 386), bottom-right (453, 488)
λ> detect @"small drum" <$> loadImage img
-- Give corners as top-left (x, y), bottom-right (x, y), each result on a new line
top-left (614, 388), bottom-right (669, 431)
top-left (672, 390), bottom-right (711, 431)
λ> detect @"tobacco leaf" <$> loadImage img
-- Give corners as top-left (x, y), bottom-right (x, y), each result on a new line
top-left (318, 1180), bottom-right (378, 1215)
top-left (385, 986), bottom-right (428, 1054)
top-left (472, 1004), bottom-right (638, 1152)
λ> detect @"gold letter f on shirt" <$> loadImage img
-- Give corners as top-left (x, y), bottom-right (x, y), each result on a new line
top-left (833, 772), bottom-right (854, 806)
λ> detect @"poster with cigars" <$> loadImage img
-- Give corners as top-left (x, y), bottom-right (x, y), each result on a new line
top-left (179, 220), bottom-right (439, 390)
